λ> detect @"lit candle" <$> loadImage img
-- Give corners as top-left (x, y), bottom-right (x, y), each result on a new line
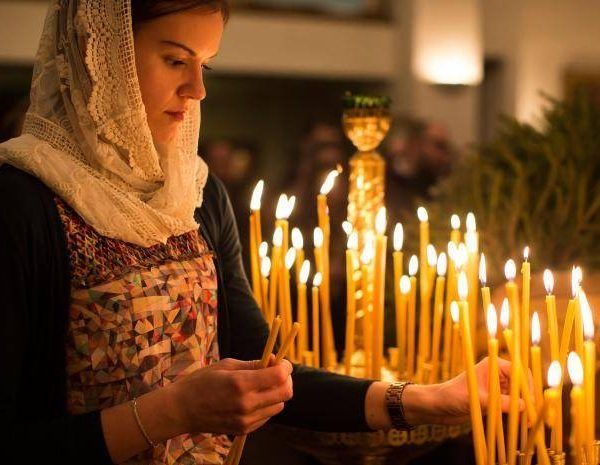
top-left (372, 207), bottom-right (387, 379)
top-left (360, 239), bottom-right (375, 378)
top-left (573, 266), bottom-right (584, 361)
top-left (291, 228), bottom-right (305, 284)
top-left (457, 271), bottom-right (487, 465)
top-left (486, 303), bottom-right (500, 465)
top-left (345, 233), bottom-right (359, 375)
top-left (393, 223), bottom-right (404, 363)
top-left (430, 252), bottom-right (447, 383)
top-left (260, 256), bottom-right (271, 322)
top-left (249, 180), bottom-right (265, 308)
top-left (568, 352), bottom-right (585, 465)
top-left (450, 302), bottom-right (461, 377)
top-left (521, 247), bottom-right (531, 371)
top-left (297, 260), bottom-right (310, 360)
top-left (268, 228), bottom-right (283, 325)
top-left (580, 290), bottom-right (595, 461)
top-left (559, 267), bottom-right (581, 367)
top-left (418, 244), bottom-right (437, 379)
top-left (442, 242), bottom-right (459, 380)
top-left (479, 252), bottom-right (491, 311)
top-left (543, 269), bottom-right (559, 361)
top-left (397, 276), bottom-right (411, 377)
top-left (312, 272), bottom-right (322, 368)
top-left (530, 312), bottom-right (544, 412)
top-left (465, 213), bottom-right (479, 338)
top-left (450, 214), bottom-right (461, 244)
top-left (282, 248), bottom-right (296, 360)
top-left (545, 361), bottom-right (563, 454)
top-left (407, 255), bottom-right (419, 379)
top-left (417, 207), bottom-right (430, 377)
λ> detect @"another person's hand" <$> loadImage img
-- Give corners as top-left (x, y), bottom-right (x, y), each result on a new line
top-left (172, 356), bottom-right (293, 435)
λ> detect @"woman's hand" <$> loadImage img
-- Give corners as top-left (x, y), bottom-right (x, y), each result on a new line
top-left (172, 356), bottom-right (293, 435)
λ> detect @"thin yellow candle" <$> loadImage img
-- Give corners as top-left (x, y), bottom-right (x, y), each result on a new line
top-left (530, 312), bottom-right (544, 411)
top-left (521, 247), bottom-right (531, 369)
top-left (450, 302), bottom-right (461, 377)
top-left (268, 228), bottom-right (283, 325)
top-left (291, 228), bottom-right (305, 284)
top-left (486, 303), bottom-right (500, 465)
top-left (417, 207), bottom-right (430, 375)
top-left (297, 260), bottom-right (310, 360)
top-left (457, 271), bottom-right (487, 465)
top-left (465, 213), bottom-right (479, 339)
top-left (345, 234), bottom-right (358, 375)
top-left (407, 256), bottom-right (418, 379)
top-left (361, 240), bottom-right (375, 378)
top-left (442, 242), bottom-right (459, 380)
top-left (397, 276), bottom-right (411, 376)
top-left (311, 272), bottom-right (322, 368)
top-left (372, 207), bottom-right (387, 379)
top-left (524, 401), bottom-right (549, 459)
top-left (260, 257), bottom-right (271, 323)
top-left (418, 244), bottom-right (437, 378)
top-left (430, 252), bottom-right (447, 383)
top-left (450, 214), bottom-right (461, 244)
top-left (249, 180), bottom-right (264, 308)
top-left (559, 267), bottom-right (582, 366)
top-left (393, 224), bottom-right (404, 372)
top-left (573, 267), bottom-right (584, 362)
top-left (544, 269), bottom-right (560, 361)
top-left (479, 252), bottom-right (491, 311)
top-left (283, 248), bottom-right (296, 360)
top-left (545, 361), bottom-right (563, 454)
top-left (580, 290), bottom-right (595, 462)
top-left (393, 223), bottom-right (404, 289)
top-left (568, 352), bottom-right (585, 465)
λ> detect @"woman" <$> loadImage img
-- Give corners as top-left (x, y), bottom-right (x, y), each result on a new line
top-left (0, 1), bottom-right (515, 464)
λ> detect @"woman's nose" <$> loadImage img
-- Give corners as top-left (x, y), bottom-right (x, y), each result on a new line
top-left (180, 68), bottom-right (206, 101)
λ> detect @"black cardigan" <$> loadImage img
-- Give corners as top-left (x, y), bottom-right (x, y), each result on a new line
top-left (0, 165), bottom-right (373, 464)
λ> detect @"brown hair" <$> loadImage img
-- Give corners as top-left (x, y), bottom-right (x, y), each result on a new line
top-left (131, 0), bottom-right (229, 29)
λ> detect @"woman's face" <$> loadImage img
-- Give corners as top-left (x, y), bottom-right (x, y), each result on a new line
top-left (134, 9), bottom-right (224, 145)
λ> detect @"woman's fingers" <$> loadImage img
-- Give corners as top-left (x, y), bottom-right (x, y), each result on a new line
top-left (499, 394), bottom-right (525, 413)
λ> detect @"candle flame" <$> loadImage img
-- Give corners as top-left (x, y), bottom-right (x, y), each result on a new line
top-left (580, 290), bottom-right (595, 340)
top-left (393, 223), bottom-right (404, 251)
top-left (275, 194), bottom-right (288, 219)
top-left (500, 298), bottom-right (510, 329)
top-left (250, 180), bottom-right (264, 211)
top-left (487, 304), bottom-right (498, 337)
top-left (375, 207), bottom-right (387, 235)
top-left (479, 253), bottom-right (487, 286)
top-left (261, 256), bottom-right (271, 278)
top-left (466, 212), bottom-right (476, 232)
top-left (455, 243), bottom-right (468, 270)
top-left (437, 252), bottom-right (447, 277)
top-left (313, 227), bottom-right (323, 248)
top-left (360, 240), bottom-right (375, 265)
top-left (285, 248), bottom-right (296, 270)
top-left (313, 272), bottom-right (322, 287)
top-left (504, 259), bottom-right (516, 281)
top-left (543, 269), bottom-right (554, 295)
top-left (447, 241), bottom-right (457, 261)
top-left (400, 275), bottom-right (411, 294)
top-left (299, 260), bottom-right (310, 284)
top-left (291, 228), bottom-right (303, 249)
top-left (259, 241), bottom-right (268, 259)
top-left (286, 195), bottom-right (296, 218)
top-left (427, 244), bottom-right (437, 267)
top-left (531, 311), bottom-right (541, 345)
top-left (450, 301), bottom-right (460, 324)
top-left (451, 214), bottom-right (461, 230)
top-left (465, 233), bottom-right (478, 253)
top-left (408, 255), bottom-right (419, 276)
top-left (347, 232), bottom-right (358, 251)
top-left (547, 361), bottom-right (562, 388)
top-left (571, 266), bottom-right (582, 298)
top-left (417, 206), bottom-right (428, 222)
top-left (567, 351), bottom-right (583, 386)
top-left (320, 169), bottom-right (340, 195)
top-left (523, 246), bottom-right (530, 261)
top-left (458, 271), bottom-right (468, 301)
top-left (273, 227), bottom-right (283, 247)
top-left (342, 221), bottom-right (353, 236)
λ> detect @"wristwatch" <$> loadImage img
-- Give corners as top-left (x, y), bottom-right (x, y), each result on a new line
top-left (385, 381), bottom-right (415, 430)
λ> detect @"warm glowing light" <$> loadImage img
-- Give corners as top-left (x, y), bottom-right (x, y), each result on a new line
top-left (571, 266), bottom-right (582, 298)
top-left (320, 169), bottom-right (340, 195)
top-left (500, 298), bottom-right (510, 329)
top-left (400, 275), bottom-right (411, 294)
top-left (375, 207), bottom-right (387, 235)
top-left (409, 255), bottom-right (419, 276)
top-left (393, 223), bottom-right (404, 252)
top-left (487, 304), bottom-right (498, 338)
top-left (450, 301), bottom-right (460, 324)
top-left (299, 260), bottom-right (310, 284)
top-left (547, 361), bottom-right (562, 388)
top-left (479, 253), bottom-right (487, 286)
top-left (313, 227), bottom-right (323, 248)
top-left (523, 246), bottom-right (530, 261)
top-left (455, 243), bottom-right (468, 270)
top-left (580, 290), bottom-right (595, 340)
top-left (285, 248), bottom-right (296, 270)
top-left (417, 206), bottom-right (429, 222)
top-left (342, 221), bottom-right (353, 236)
top-left (275, 194), bottom-right (288, 220)
top-left (427, 244), bottom-right (437, 267)
top-left (465, 233), bottom-right (478, 253)
top-left (250, 180), bottom-right (264, 211)
top-left (466, 212), bottom-right (476, 232)
top-left (259, 241), bottom-right (268, 259)
top-left (504, 259), bottom-right (516, 281)
top-left (286, 196), bottom-right (296, 218)
top-left (261, 257), bottom-right (271, 278)
top-left (291, 228), bottom-right (303, 249)
top-left (313, 272), bottom-right (322, 287)
top-left (273, 227), bottom-right (283, 247)
top-left (347, 232), bottom-right (359, 251)
top-left (531, 311), bottom-right (541, 345)
top-left (458, 271), bottom-right (468, 301)
top-left (567, 352), bottom-right (583, 386)
top-left (451, 214), bottom-right (460, 230)
top-left (447, 242), bottom-right (457, 261)
top-left (360, 239), bottom-right (375, 266)
top-left (543, 269), bottom-right (554, 295)
top-left (437, 252), bottom-right (447, 276)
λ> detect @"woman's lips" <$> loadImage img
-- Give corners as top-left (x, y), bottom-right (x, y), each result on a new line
top-left (165, 111), bottom-right (185, 122)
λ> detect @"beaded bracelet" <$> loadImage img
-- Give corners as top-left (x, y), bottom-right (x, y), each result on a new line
top-left (131, 397), bottom-right (158, 448)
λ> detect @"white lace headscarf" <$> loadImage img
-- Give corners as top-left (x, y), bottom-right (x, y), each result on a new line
top-left (0, 0), bottom-right (208, 247)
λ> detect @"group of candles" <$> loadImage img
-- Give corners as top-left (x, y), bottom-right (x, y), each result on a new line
top-left (247, 172), bottom-right (598, 465)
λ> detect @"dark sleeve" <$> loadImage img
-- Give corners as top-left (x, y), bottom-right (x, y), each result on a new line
top-left (212, 176), bottom-right (374, 432)
top-left (0, 166), bottom-right (112, 464)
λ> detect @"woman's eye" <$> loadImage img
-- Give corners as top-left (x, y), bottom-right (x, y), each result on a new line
top-left (202, 64), bottom-right (213, 71)
top-left (166, 58), bottom-right (186, 67)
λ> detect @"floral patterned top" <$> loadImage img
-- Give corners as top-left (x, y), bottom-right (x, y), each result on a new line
top-left (57, 198), bottom-right (231, 465)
